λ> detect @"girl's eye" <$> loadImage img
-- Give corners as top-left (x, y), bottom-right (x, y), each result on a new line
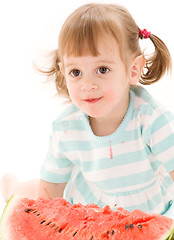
top-left (70, 69), bottom-right (82, 77)
top-left (97, 67), bottom-right (110, 74)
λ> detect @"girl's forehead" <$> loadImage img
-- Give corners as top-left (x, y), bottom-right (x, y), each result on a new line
top-left (62, 35), bottom-right (120, 60)
top-left (63, 37), bottom-right (121, 65)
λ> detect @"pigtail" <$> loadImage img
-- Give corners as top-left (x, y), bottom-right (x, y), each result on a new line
top-left (34, 50), bottom-right (69, 99)
top-left (140, 33), bottom-right (172, 85)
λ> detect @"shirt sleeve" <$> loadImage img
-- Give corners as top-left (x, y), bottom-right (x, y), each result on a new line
top-left (40, 122), bottom-right (74, 183)
top-left (143, 105), bottom-right (174, 173)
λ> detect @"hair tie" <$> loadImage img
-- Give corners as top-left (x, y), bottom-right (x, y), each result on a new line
top-left (139, 29), bottom-right (151, 39)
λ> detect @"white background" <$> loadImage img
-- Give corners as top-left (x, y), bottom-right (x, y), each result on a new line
top-left (0, 0), bottom-right (174, 204)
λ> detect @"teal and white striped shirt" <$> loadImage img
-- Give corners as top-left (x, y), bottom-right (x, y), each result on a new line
top-left (40, 86), bottom-right (174, 214)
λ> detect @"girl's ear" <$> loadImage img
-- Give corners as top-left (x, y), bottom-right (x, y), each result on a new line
top-left (129, 55), bottom-right (145, 85)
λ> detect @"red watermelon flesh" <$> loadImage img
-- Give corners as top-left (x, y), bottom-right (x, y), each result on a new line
top-left (0, 195), bottom-right (174, 240)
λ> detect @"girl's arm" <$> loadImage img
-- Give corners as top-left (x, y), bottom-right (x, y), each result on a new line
top-left (1, 175), bottom-right (66, 201)
top-left (37, 179), bottom-right (67, 200)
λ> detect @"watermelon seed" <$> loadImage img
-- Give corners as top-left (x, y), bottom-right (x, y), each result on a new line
top-left (130, 224), bottom-right (133, 229)
top-left (59, 228), bottom-right (63, 233)
top-left (46, 222), bottom-right (52, 226)
top-left (40, 220), bottom-right (46, 224)
top-left (37, 213), bottom-right (40, 216)
top-left (125, 224), bottom-right (129, 229)
top-left (51, 224), bottom-right (56, 228)
top-left (33, 211), bottom-right (37, 214)
top-left (138, 224), bottom-right (142, 229)
top-left (25, 208), bottom-right (32, 213)
top-left (73, 231), bottom-right (78, 236)
top-left (111, 230), bottom-right (115, 235)
top-left (107, 231), bottom-right (110, 236)
top-left (90, 236), bottom-right (94, 240)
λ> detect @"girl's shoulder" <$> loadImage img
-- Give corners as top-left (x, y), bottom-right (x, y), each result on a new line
top-left (130, 85), bottom-right (168, 117)
top-left (130, 85), bottom-right (158, 109)
top-left (130, 86), bottom-right (174, 128)
top-left (51, 102), bottom-right (83, 131)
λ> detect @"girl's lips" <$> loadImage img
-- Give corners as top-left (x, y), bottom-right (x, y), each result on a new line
top-left (83, 97), bottom-right (102, 103)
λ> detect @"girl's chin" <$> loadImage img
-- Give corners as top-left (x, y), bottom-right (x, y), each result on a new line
top-left (85, 111), bottom-right (105, 119)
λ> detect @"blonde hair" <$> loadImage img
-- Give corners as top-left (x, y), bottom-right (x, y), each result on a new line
top-left (38, 3), bottom-right (172, 99)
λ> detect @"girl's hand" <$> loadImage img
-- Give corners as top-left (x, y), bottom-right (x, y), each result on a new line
top-left (37, 179), bottom-right (67, 200)
top-left (169, 171), bottom-right (174, 182)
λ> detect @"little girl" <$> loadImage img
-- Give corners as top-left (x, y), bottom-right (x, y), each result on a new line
top-left (1, 3), bottom-right (174, 215)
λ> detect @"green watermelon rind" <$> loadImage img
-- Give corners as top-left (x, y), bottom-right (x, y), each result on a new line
top-left (0, 195), bottom-right (19, 240)
top-left (165, 227), bottom-right (174, 240)
top-left (1, 195), bottom-right (174, 240)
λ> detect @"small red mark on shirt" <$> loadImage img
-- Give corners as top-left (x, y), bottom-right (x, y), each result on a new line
top-left (109, 140), bottom-right (113, 159)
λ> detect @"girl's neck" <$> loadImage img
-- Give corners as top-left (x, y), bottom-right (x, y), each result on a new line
top-left (89, 97), bottom-right (129, 137)
top-left (89, 116), bottom-right (124, 137)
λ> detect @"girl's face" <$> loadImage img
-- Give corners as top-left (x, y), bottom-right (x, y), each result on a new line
top-left (63, 36), bottom-right (136, 122)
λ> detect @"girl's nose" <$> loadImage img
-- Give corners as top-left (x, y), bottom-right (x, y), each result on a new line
top-left (80, 79), bottom-right (98, 91)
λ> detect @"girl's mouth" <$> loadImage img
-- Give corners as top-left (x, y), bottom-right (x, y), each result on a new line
top-left (84, 97), bottom-right (102, 103)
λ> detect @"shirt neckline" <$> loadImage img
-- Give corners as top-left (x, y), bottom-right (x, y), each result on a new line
top-left (81, 90), bottom-right (135, 142)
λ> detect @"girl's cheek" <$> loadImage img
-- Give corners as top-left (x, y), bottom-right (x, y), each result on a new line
top-left (67, 85), bottom-right (77, 99)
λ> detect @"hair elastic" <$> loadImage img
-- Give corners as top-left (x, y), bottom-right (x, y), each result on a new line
top-left (139, 29), bottom-right (151, 39)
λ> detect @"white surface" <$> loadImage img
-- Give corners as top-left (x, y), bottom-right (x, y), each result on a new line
top-left (0, 0), bottom-right (174, 202)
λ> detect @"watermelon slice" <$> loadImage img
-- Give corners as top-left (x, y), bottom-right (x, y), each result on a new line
top-left (0, 195), bottom-right (174, 240)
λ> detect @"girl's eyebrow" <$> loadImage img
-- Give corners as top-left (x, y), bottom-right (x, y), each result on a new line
top-left (96, 59), bottom-right (116, 65)
top-left (64, 59), bottom-right (115, 68)
top-left (64, 63), bottom-right (76, 68)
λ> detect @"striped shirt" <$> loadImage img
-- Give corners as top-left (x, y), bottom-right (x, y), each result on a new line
top-left (40, 86), bottom-right (174, 214)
